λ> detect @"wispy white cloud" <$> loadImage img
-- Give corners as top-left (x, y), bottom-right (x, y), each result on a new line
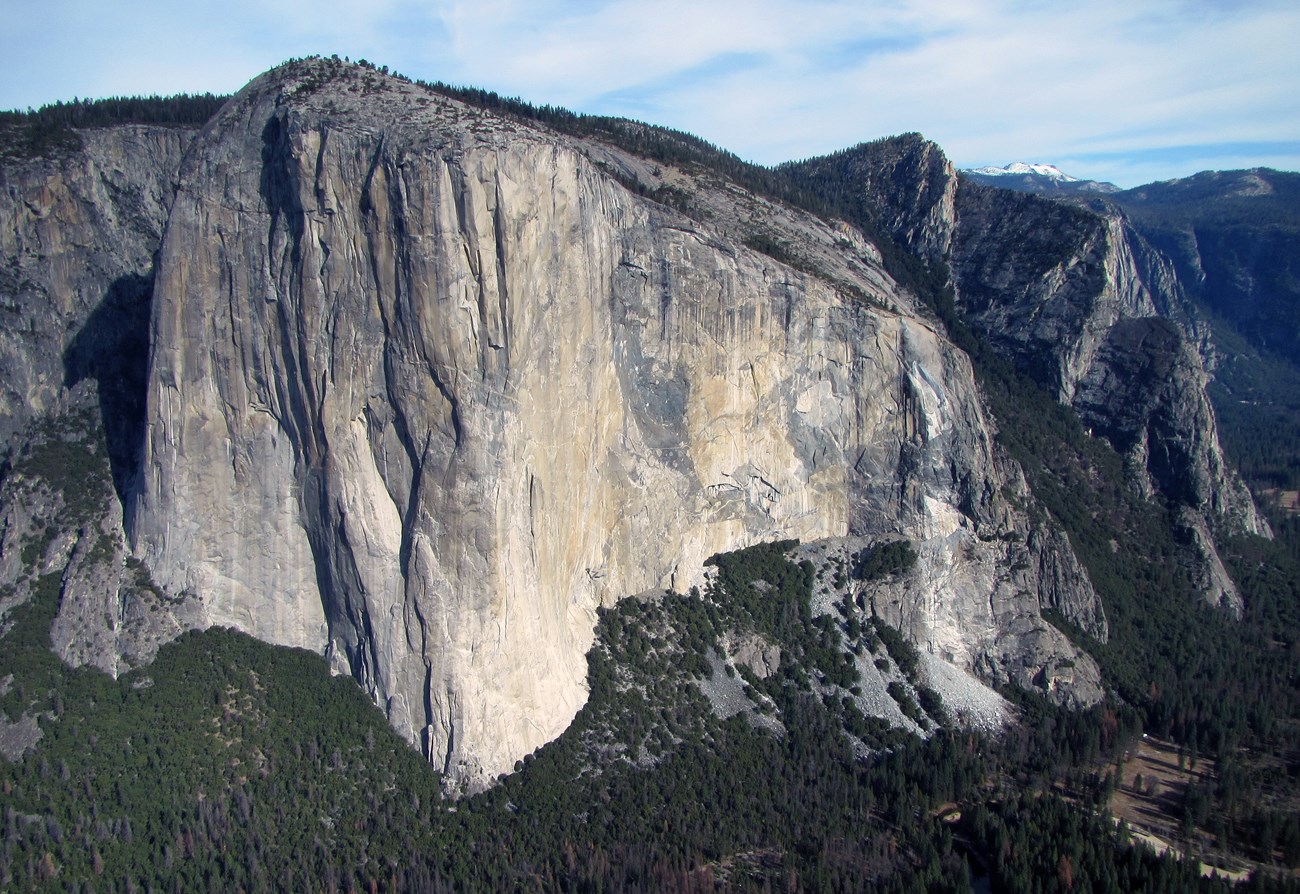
top-left (1, 0), bottom-right (1296, 186)
top-left (413, 0), bottom-right (1300, 184)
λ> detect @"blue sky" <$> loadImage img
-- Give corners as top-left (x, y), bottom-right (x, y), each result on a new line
top-left (3, 0), bottom-right (1297, 188)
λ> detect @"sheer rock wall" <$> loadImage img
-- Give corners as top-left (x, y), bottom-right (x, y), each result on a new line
top-left (127, 64), bottom-right (1100, 784)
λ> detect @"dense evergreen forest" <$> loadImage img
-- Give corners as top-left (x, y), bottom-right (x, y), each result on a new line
top-left (0, 94), bottom-right (228, 160)
top-left (2, 57), bottom-right (1299, 890)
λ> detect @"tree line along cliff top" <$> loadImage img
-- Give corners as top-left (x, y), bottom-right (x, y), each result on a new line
top-left (0, 94), bottom-right (229, 160)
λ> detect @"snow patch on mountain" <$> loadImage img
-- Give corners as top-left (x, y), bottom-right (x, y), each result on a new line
top-left (968, 162), bottom-right (1080, 182)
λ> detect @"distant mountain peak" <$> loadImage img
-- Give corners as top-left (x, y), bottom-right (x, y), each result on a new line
top-left (961, 162), bottom-right (1120, 195)
top-left (968, 162), bottom-right (1080, 182)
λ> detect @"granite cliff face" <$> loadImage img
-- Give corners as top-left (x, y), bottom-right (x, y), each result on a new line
top-left (107, 61), bottom-right (1098, 784)
top-left (792, 135), bottom-right (1266, 611)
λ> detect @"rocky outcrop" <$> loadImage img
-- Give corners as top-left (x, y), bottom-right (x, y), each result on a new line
top-left (0, 398), bottom-right (199, 676)
top-left (780, 135), bottom-right (963, 273)
top-left (798, 136), bottom-right (1267, 610)
top-left (124, 60), bottom-right (1100, 785)
top-left (823, 133), bottom-right (958, 266)
top-left (722, 632), bottom-right (781, 680)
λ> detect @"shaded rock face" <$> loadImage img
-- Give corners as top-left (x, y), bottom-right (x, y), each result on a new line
top-left (1113, 168), bottom-right (1300, 364)
top-left (1071, 318), bottom-right (1241, 513)
top-left (819, 136), bottom-right (1266, 609)
top-left (838, 134), bottom-right (958, 266)
top-left (126, 62), bottom-right (1100, 785)
top-left (950, 184), bottom-right (1266, 545)
top-left (0, 399), bottom-right (201, 677)
top-left (0, 127), bottom-right (192, 481)
top-left (950, 187), bottom-right (1193, 405)
top-left (778, 133), bottom-right (957, 279)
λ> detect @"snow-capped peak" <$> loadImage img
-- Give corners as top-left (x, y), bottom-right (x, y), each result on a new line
top-left (967, 162), bottom-right (1080, 182)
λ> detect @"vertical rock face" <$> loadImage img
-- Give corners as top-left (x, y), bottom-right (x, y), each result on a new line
top-left (128, 62), bottom-right (1099, 785)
